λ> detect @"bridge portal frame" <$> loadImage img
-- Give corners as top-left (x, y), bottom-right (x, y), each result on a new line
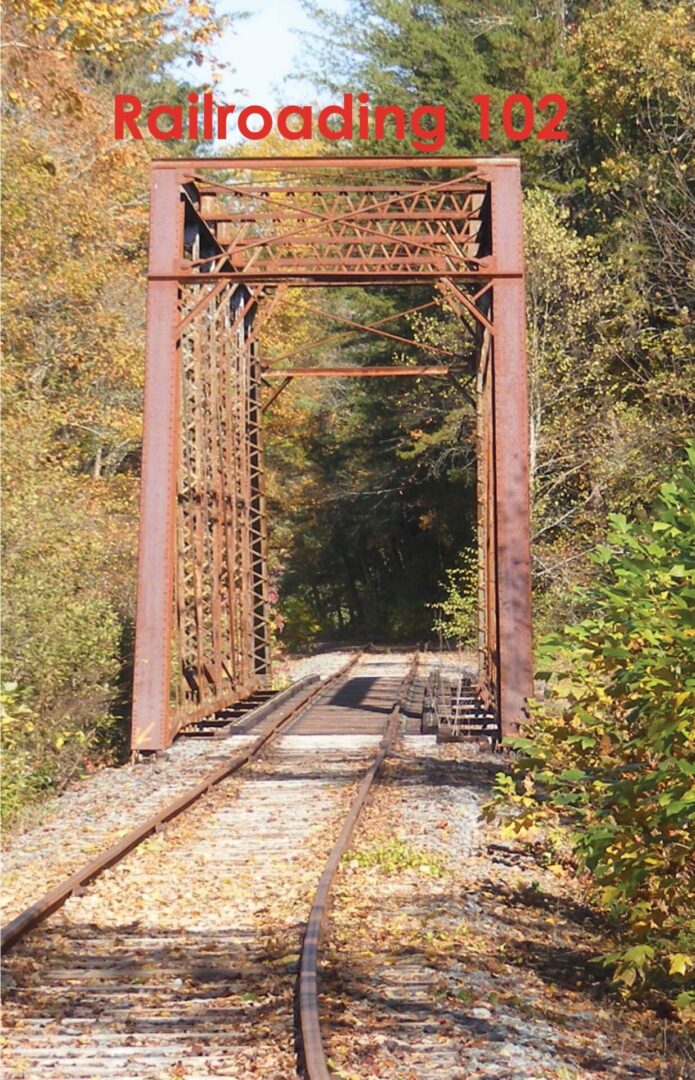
top-left (131, 156), bottom-right (532, 751)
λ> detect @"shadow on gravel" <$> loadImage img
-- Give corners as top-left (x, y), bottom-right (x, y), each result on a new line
top-left (482, 878), bottom-right (602, 928)
top-left (317, 958), bottom-right (651, 1079)
top-left (379, 753), bottom-right (501, 794)
top-left (240, 765), bottom-right (371, 784)
top-left (404, 881), bottom-right (612, 999)
top-left (4, 919), bottom-right (303, 1044)
top-left (317, 908), bottom-right (665, 1080)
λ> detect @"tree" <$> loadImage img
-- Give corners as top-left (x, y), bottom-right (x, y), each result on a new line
top-left (0, 0), bottom-right (231, 822)
top-left (299, 0), bottom-right (583, 176)
top-left (296, 0), bottom-right (694, 628)
top-left (7, 0), bottom-right (227, 62)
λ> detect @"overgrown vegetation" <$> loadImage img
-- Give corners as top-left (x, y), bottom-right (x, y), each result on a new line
top-left (487, 446), bottom-right (695, 1007)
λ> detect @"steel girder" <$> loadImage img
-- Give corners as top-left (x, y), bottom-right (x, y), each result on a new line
top-left (131, 157), bottom-right (532, 750)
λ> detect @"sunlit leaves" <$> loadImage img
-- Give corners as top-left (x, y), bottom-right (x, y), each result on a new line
top-left (9, 0), bottom-right (228, 63)
top-left (1, 1), bottom-right (229, 823)
top-left (489, 445), bottom-right (695, 1000)
top-left (430, 546), bottom-right (477, 645)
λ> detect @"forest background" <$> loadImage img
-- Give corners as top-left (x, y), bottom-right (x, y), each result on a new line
top-left (2, 0), bottom-right (693, 1003)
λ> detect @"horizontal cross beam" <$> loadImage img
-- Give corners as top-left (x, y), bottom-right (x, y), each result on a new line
top-left (156, 154), bottom-right (520, 170)
top-left (165, 271), bottom-right (496, 285)
top-left (263, 365), bottom-right (462, 377)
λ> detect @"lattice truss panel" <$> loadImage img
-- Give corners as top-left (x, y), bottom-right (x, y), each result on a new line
top-left (181, 164), bottom-right (490, 282)
top-left (173, 283), bottom-right (269, 727)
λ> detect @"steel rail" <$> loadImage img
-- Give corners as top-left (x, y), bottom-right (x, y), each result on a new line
top-left (298, 652), bottom-right (419, 1079)
top-left (1, 651), bottom-right (366, 953)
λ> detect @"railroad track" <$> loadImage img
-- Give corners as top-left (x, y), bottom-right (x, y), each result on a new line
top-left (1, 649), bottom-right (419, 1079)
top-left (298, 653), bottom-right (418, 1079)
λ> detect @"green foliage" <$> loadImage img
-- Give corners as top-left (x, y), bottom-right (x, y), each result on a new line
top-left (277, 593), bottom-right (321, 651)
top-left (300, 0), bottom-right (579, 171)
top-left (431, 547), bottom-right (477, 646)
top-left (266, 286), bottom-right (476, 643)
top-left (1, 682), bottom-right (42, 822)
top-left (1, 476), bottom-right (130, 826)
top-left (487, 446), bottom-right (695, 1000)
top-left (298, 0), bottom-right (694, 621)
top-left (577, 1), bottom-right (694, 309)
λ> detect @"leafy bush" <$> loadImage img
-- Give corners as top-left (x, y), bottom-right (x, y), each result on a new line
top-left (431, 547), bottom-right (477, 646)
top-left (488, 445), bottom-right (695, 1007)
top-left (1, 477), bottom-right (131, 827)
top-left (0, 682), bottom-right (43, 818)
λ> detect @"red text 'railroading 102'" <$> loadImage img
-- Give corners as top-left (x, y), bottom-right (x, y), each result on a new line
top-left (113, 91), bottom-right (568, 149)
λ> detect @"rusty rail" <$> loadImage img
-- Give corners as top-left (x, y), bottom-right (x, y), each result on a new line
top-left (298, 652), bottom-right (419, 1079)
top-left (1, 651), bottom-right (365, 953)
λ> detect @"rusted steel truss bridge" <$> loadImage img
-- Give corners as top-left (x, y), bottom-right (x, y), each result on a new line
top-left (131, 156), bottom-right (533, 752)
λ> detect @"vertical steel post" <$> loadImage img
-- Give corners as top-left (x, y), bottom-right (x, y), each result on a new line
top-left (476, 330), bottom-right (497, 712)
top-left (233, 289), bottom-right (254, 687)
top-left (131, 167), bottom-right (182, 751)
top-left (489, 163), bottom-right (533, 739)
top-left (476, 339), bottom-right (487, 679)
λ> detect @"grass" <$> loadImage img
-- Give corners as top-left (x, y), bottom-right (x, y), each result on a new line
top-left (344, 837), bottom-right (449, 877)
